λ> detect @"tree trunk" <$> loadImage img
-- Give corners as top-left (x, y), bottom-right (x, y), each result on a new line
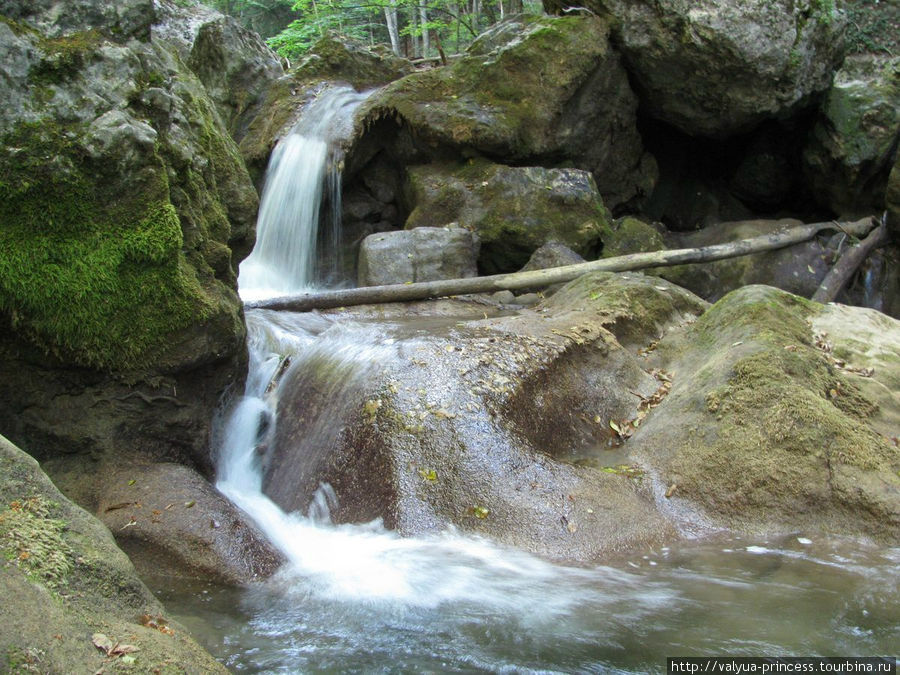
top-left (247, 218), bottom-right (877, 313)
top-left (384, 2), bottom-right (401, 56)
top-left (420, 5), bottom-right (430, 57)
top-left (812, 220), bottom-right (888, 304)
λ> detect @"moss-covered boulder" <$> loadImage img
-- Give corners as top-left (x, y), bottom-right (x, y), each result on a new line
top-left (553, 0), bottom-right (846, 138)
top-left (803, 55), bottom-right (900, 217)
top-left (632, 286), bottom-right (900, 542)
top-left (888, 153), bottom-right (900, 235)
top-left (0, 434), bottom-right (227, 673)
top-left (0, 4), bottom-right (256, 469)
top-left (358, 15), bottom-right (654, 211)
top-left (404, 159), bottom-right (612, 273)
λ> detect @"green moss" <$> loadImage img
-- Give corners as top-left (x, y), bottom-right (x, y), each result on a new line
top-left (669, 286), bottom-right (897, 529)
top-left (691, 286), bottom-right (816, 347)
top-left (31, 30), bottom-right (103, 84)
top-left (0, 120), bottom-right (213, 370)
top-left (0, 496), bottom-right (72, 590)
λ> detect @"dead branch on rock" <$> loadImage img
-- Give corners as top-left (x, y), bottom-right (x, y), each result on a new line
top-left (247, 217), bottom-right (878, 313)
top-left (812, 217), bottom-right (888, 304)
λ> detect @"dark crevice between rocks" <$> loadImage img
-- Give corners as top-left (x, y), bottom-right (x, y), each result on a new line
top-left (637, 113), bottom-right (832, 231)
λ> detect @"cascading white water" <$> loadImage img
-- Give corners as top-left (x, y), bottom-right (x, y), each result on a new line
top-left (200, 81), bottom-right (900, 672)
top-left (237, 86), bottom-right (372, 301)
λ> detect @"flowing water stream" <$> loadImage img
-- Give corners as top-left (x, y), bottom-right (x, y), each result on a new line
top-left (158, 85), bottom-right (899, 672)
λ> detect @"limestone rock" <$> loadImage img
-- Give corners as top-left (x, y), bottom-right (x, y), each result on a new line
top-left (44, 455), bottom-right (284, 584)
top-left (359, 15), bottom-right (653, 210)
top-left (404, 159), bottom-right (611, 273)
top-left (803, 55), bottom-right (900, 217)
top-left (152, 0), bottom-right (222, 60)
top-left (188, 15), bottom-right (285, 141)
top-left (887, 153), bottom-right (900, 235)
top-left (260, 274), bottom-right (708, 563)
top-left (0, 434), bottom-right (227, 673)
top-left (358, 227), bottom-right (480, 286)
top-left (0, 0), bottom-right (155, 41)
top-left (519, 242), bottom-right (586, 272)
top-left (567, 0), bottom-right (846, 138)
top-left (633, 286), bottom-right (900, 542)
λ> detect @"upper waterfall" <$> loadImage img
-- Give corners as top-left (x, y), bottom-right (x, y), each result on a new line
top-left (238, 85), bottom-right (373, 302)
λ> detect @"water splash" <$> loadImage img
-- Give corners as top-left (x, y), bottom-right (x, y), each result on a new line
top-left (238, 86), bottom-right (372, 302)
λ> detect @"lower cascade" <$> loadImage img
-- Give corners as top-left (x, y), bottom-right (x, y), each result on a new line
top-left (196, 89), bottom-right (899, 671)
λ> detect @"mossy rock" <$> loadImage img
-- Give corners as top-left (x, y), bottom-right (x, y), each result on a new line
top-left (404, 158), bottom-right (612, 273)
top-left (633, 285), bottom-right (900, 542)
top-left (357, 14), bottom-right (650, 209)
top-left (802, 54), bottom-right (900, 216)
top-left (0, 120), bottom-right (216, 370)
top-left (600, 216), bottom-right (667, 258)
top-left (0, 434), bottom-right (227, 673)
top-left (238, 36), bottom-right (412, 179)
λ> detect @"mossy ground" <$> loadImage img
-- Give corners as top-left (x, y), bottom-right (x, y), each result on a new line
top-left (648, 286), bottom-right (900, 539)
top-left (0, 121), bottom-right (214, 370)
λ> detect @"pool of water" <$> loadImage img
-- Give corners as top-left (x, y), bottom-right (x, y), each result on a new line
top-left (151, 534), bottom-right (899, 673)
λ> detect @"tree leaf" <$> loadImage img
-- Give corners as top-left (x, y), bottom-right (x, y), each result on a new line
top-left (92, 633), bottom-right (113, 654)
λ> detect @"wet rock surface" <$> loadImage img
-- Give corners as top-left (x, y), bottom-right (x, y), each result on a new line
top-left (262, 273), bottom-right (707, 562)
top-left (44, 454), bottom-right (284, 585)
top-left (259, 275), bottom-right (900, 559)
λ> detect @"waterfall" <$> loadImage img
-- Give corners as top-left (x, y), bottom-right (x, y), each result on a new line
top-left (216, 81), bottom-right (628, 611)
top-left (237, 85), bottom-right (372, 301)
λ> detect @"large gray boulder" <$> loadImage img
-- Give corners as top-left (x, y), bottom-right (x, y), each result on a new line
top-left (188, 15), bottom-right (285, 141)
top-left (557, 0), bottom-right (846, 138)
top-left (0, 0), bottom-right (155, 40)
top-left (44, 454), bottom-right (284, 585)
top-left (803, 55), bottom-right (900, 217)
top-left (357, 15), bottom-right (655, 210)
top-left (358, 226), bottom-right (480, 286)
top-left (0, 2), bottom-right (256, 470)
top-left (260, 274), bottom-right (708, 563)
top-left (404, 159), bottom-right (611, 273)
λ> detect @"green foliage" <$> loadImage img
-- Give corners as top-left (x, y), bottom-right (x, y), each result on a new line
top-left (0, 121), bottom-right (213, 370)
top-left (844, 0), bottom-right (899, 55)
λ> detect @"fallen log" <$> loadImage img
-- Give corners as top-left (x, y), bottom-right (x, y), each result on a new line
top-left (247, 217), bottom-right (877, 313)
top-left (812, 218), bottom-right (888, 304)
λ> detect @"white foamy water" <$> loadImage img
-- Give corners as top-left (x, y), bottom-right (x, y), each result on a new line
top-left (216, 311), bottom-right (626, 614)
top-left (238, 86), bottom-right (372, 301)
